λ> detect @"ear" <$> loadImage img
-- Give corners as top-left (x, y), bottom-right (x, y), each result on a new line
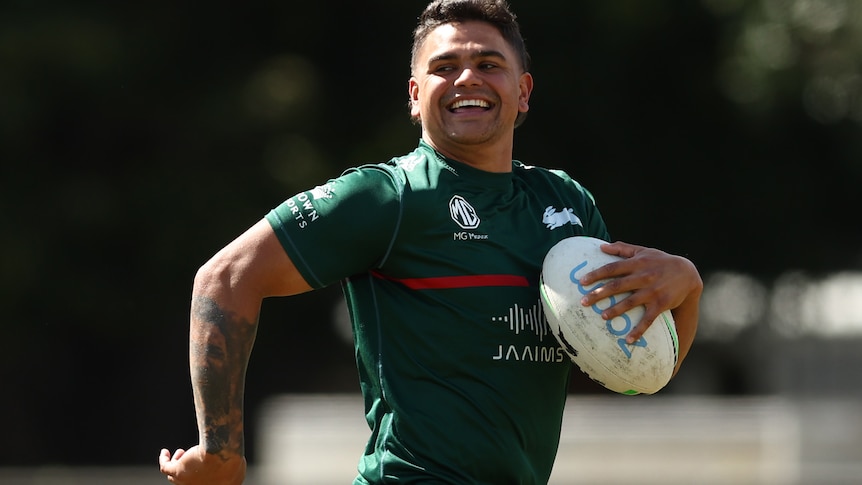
top-left (408, 77), bottom-right (421, 119)
top-left (518, 72), bottom-right (533, 114)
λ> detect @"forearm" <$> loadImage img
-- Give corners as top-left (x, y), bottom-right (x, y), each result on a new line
top-left (189, 277), bottom-right (260, 459)
top-left (670, 272), bottom-right (701, 376)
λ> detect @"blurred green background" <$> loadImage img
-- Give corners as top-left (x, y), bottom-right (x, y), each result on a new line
top-left (2, 0), bottom-right (861, 469)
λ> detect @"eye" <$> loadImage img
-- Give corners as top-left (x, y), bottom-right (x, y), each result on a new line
top-left (430, 63), bottom-right (456, 74)
top-left (479, 62), bottom-right (498, 70)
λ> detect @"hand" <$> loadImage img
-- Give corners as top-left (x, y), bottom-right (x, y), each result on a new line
top-left (159, 445), bottom-right (246, 485)
top-left (578, 241), bottom-right (702, 345)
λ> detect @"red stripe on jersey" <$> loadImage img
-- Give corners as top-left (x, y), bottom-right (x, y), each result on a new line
top-left (370, 270), bottom-right (529, 289)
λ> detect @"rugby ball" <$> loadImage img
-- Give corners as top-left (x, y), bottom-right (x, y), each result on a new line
top-left (539, 236), bottom-right (679, 395)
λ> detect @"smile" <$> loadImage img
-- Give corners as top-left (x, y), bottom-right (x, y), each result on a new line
top-left (449, 99), bottom-right (491, 111)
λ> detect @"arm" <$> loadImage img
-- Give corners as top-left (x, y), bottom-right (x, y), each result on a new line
top-left (160, 219), bottom-right (312, 485)
top-left (578, 241), bottom-right (702, 377)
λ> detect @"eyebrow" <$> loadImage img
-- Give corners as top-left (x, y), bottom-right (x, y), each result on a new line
top-left (427, 49), bottom-right (508, 65)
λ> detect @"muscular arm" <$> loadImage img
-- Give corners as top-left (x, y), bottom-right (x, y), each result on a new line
top-left (189, 296), bottom-right (256, 461)
top-left (161, 219), bottom-right (312, 484)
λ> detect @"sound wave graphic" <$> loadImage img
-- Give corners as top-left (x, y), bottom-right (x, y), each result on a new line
top-left (492, 301), bottom-right (550, 342)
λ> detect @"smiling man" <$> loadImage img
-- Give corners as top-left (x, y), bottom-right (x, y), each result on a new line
top-left (159, 1), bottom-right (702, 484)
top-left (409, 20), bottom-right (532, 171)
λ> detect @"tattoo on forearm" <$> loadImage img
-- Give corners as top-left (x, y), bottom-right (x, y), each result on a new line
top-left (190, 295), bottom-right (258, 458)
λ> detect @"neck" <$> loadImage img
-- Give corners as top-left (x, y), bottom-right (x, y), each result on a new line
top-left (422, 134), bottom-right (514, 173)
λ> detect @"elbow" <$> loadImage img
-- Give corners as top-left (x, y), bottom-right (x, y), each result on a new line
top-left (192, 253), bottom-right (235, 298)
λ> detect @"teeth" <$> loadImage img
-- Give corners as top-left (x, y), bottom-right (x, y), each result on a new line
top-left (451, 99), bottom-right (490, 109)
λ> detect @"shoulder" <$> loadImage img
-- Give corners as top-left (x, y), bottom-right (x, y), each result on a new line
top-left (374, 143), bottom-right (457, 192)
top-left (512, 160), bottom-right (598, 202)
top-left (512, 160), bottom-right (572, 181)
top-left (322, 144), bottom-right (448, 207)
top-left (332, 147), bottom-right (430, 195)
top-left (345, 144), bottom-right (434, 177)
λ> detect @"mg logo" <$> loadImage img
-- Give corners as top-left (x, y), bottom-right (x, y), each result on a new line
top-left (449, 195), bottom-right (480, 229)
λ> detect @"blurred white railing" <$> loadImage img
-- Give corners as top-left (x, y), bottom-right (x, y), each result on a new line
top-left (2, 394), bottom-right (859, 485)
top-left (254, 394), bottom-right (862, 485)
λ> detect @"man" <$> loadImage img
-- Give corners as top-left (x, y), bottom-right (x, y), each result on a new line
top-left (159, 0), bottom-right (702, 483)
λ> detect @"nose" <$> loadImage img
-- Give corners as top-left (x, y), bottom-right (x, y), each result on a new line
top-left (454, 67), bottom-right (482, 87)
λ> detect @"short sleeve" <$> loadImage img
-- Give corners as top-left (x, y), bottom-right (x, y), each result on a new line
top-left (266, 165), bottom-right (402, 288)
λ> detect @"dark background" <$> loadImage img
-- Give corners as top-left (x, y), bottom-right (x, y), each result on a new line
top-left (2, 0), bottom-right (861, 467)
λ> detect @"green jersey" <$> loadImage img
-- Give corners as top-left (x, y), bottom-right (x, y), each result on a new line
top-left (266, 140), bottom-right (609, 484)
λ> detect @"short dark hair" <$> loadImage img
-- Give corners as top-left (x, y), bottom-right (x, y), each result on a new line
top-left (410, 0), bottom-right (532, 127)
top-left (411, 0), bottom-right (531, 73)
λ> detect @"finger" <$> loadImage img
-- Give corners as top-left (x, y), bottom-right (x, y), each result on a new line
top-left (627, 307), bottom-right (662, 343)
top-left (159, 449), bottom-right (174, 475)
top-left (598, 241), bottom-right (641, 258)
top-left (580, 275), bottom-right (623, 305)
top-left (579, 251), bottom-right (647, 285)
top-left (159, 449), bottom-right (171, 466)
top-left (579, 267), bottom-right (609, 286)
top-left (580, 271), bottom-right (651, 310)
top-left (579, 260), bottom-right (629, 286)
top-left (173, 448), bottom-right (186, 460)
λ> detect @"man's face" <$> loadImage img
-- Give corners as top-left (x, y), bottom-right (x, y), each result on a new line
top-left (409, 21), bottom-right (532, 155)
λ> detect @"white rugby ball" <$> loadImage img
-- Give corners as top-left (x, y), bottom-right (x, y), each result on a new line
top-left (540, 236), bottom-right (679, 395)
